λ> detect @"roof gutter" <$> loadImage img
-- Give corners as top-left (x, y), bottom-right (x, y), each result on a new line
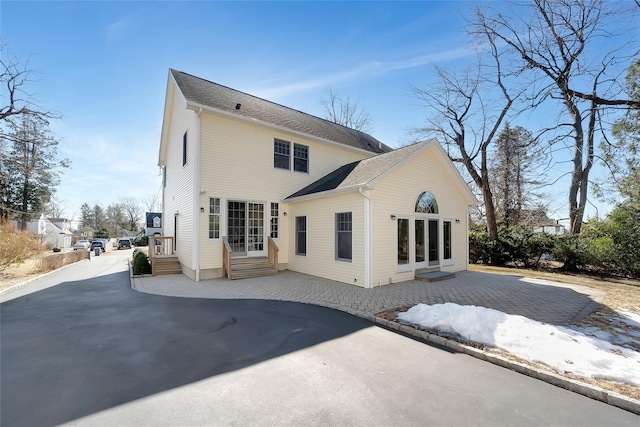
top-left (285, 184), bottom-right (369, 204)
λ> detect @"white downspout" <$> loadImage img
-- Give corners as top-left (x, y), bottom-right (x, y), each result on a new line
top-left (359, 187), bottom-right (372, 289)
top-left (193, 108), bottom-right (202, 281)
top-left (466, 205), bottom-right (470, 270)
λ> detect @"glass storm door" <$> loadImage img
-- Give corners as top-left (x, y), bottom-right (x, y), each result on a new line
top-left (228, 201), bottom-right (246, 256)
top-left (247, 203), bottom-right (265, 256)
top-left (428, 219), bottom-right (439, 266)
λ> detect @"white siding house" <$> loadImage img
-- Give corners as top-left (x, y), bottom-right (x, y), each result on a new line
top-left (159, 69), bottom-right (477, 287)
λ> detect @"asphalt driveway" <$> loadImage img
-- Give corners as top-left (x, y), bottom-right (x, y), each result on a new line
top-left (1, 252), bottom-right (637, 426)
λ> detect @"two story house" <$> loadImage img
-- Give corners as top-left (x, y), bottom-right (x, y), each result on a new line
top-left (159, 69), bottom-right (477, 287)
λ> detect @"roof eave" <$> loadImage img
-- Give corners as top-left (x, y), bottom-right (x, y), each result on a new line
top-left (285, 185), bottom-right (368, 204)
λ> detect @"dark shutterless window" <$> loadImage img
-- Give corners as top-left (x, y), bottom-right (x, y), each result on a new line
top-left (274, 139), bottom-right (290, 169)
top-left (182, 131), bottom-right (187, 166)
top-left (444, 221), bottom-right (452, 260)
top-left (296, 216), bottom-right (306, 256)
top-left (335, 212), bottom-right (352, 261)
top-left (293, 143), bottom-right (308, 173)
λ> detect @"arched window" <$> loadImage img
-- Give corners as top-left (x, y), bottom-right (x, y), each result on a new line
top-left (415, 191), bottom-right (438, 214)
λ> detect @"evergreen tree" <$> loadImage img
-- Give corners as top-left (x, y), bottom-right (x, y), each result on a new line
top-left (600, 58), bottom-right (640, 208)
top-left (490, 124), bottom-right (544, 226)
top-left (1, 114), bottom-right (69, 229)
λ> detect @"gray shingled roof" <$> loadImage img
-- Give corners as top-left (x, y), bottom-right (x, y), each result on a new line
top-left (171, 69), bottom-right (392, 154)
top-left (286, 140), bottom-right (433, 199)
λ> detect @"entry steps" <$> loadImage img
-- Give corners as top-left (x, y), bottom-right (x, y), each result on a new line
top-left (415, 271), bottom-right (455, 283)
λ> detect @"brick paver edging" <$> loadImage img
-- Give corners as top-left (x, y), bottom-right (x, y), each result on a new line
top-left (371, 316), bottom-right (640, 415)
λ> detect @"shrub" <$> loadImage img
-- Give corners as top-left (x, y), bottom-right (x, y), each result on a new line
top-left (32, 250), bottom-right (87, 274)
top-left (52, 247), bottom-right (61, 252)
top-left (0, 223), bottom-right (41, 271)
top-left (133, 250), bottom-right (151, 275)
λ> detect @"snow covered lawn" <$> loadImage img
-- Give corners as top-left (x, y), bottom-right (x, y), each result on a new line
top-left (397, 303), bottom-right (640, 388)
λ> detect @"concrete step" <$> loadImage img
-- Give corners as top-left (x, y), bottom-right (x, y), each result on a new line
top-left (415, 271), bottom-right (455, 283)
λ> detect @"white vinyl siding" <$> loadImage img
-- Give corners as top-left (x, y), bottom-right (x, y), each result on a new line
top-left (288, 192), bottom-right (364, 286)
top-left (162, 82), bottom-right (197, 272)
top-left (370, 144), bottom-right (471, 284)
top-left (196, 113), bottom-right (368, 272)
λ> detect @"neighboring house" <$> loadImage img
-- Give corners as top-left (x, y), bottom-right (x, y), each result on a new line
top-left (145, 212), bottom-right (162, 236)
top-left (534, 222), bottom-right (567, 235)
top-left (158, 69), bottom-right (477, 287)
top-left (25, 214), bottom-right (73, 248)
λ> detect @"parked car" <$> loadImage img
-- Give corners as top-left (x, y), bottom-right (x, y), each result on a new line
top-left (117, 239), bottom-right (132, 250)
top-left (91, 240), bottom-right (106, 253)
top-left (73, 240), bottom-right (90, 250)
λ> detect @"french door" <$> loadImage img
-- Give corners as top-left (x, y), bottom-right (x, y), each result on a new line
top-left (415, 218), bottom-right (439, 269)
top-left (227, 201), bottom-right (265, 257)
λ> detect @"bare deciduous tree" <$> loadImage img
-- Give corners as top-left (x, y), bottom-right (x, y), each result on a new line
top-left (320, 86), bottom-right (372, 131)
top-left (119, 197), bottom-right (141, 232)
top-left (1, 43), bottom-right (58, 122)
top-left (474, 0), bottom-right (640, 233)
top-left (413, 25), bottom-right (519, 246)
top-left (141, 192), bottom-right (161, 213)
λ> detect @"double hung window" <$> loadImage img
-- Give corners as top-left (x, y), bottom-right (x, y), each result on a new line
top-left (295, 216), bottom-right (306, 256)
top-left (274, 139), bottom-right (308, 173)
top-left (335, 212), bottom-right (352, 261)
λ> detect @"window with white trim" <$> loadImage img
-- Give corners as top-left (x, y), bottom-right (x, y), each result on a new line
top-left (295, 216), bottom-right (306, 256)
top-left (444, 220), bottom-right (452, 261)
top-left (270, 203), bottom-right (279, 238)
top-left (335, 212), bottom-right (352, 261)
top-left (397, 217), bottom-right (410, 266)
top-left (209, 198), bottom-right (220, 239)
top-left (274, 139), bottom-right (290, 170)
top-left (293, 143), bottom-right (308, 173)
top-left (182, 131), bottom-right (188, 166)
top-left (274, 139), bottom-right (309, 173)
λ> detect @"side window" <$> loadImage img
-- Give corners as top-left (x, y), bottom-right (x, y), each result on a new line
top-left (209, 198), bottom-right (220, 239)
top-left (335, 212), bottom-right (352, 261)
top-left (295, 216), bottom-right (306, 256)
top-left (293, 143), bottom-right (308, 173)
top-left (274, 139), bottom-right (290, 169)
top-left (270, 203), bottom-right (279, 239)
top-left (444, 221), bottom-right (452, 260)
top-left (397, 218), bottom-right (409, 266)
top-left (182, 131), bottom-right (188, 166)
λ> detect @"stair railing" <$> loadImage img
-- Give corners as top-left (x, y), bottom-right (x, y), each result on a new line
top-left (267, 236), bottom-right (279, 274)
top-left (222, 236), bottom-right (233, 280)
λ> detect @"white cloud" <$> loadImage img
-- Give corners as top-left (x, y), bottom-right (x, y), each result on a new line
top-left (252, 47), bottom-right (474, 99)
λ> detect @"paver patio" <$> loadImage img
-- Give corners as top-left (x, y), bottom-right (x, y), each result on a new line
top-left (133, 270), bottom-right (604, 325)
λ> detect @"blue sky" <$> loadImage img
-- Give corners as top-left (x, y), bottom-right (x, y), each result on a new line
top-left (1, 1), bottom-right (630, 223)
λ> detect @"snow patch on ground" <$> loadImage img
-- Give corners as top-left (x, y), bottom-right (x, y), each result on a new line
top-left (397, 303), bottom-right (640, 387)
